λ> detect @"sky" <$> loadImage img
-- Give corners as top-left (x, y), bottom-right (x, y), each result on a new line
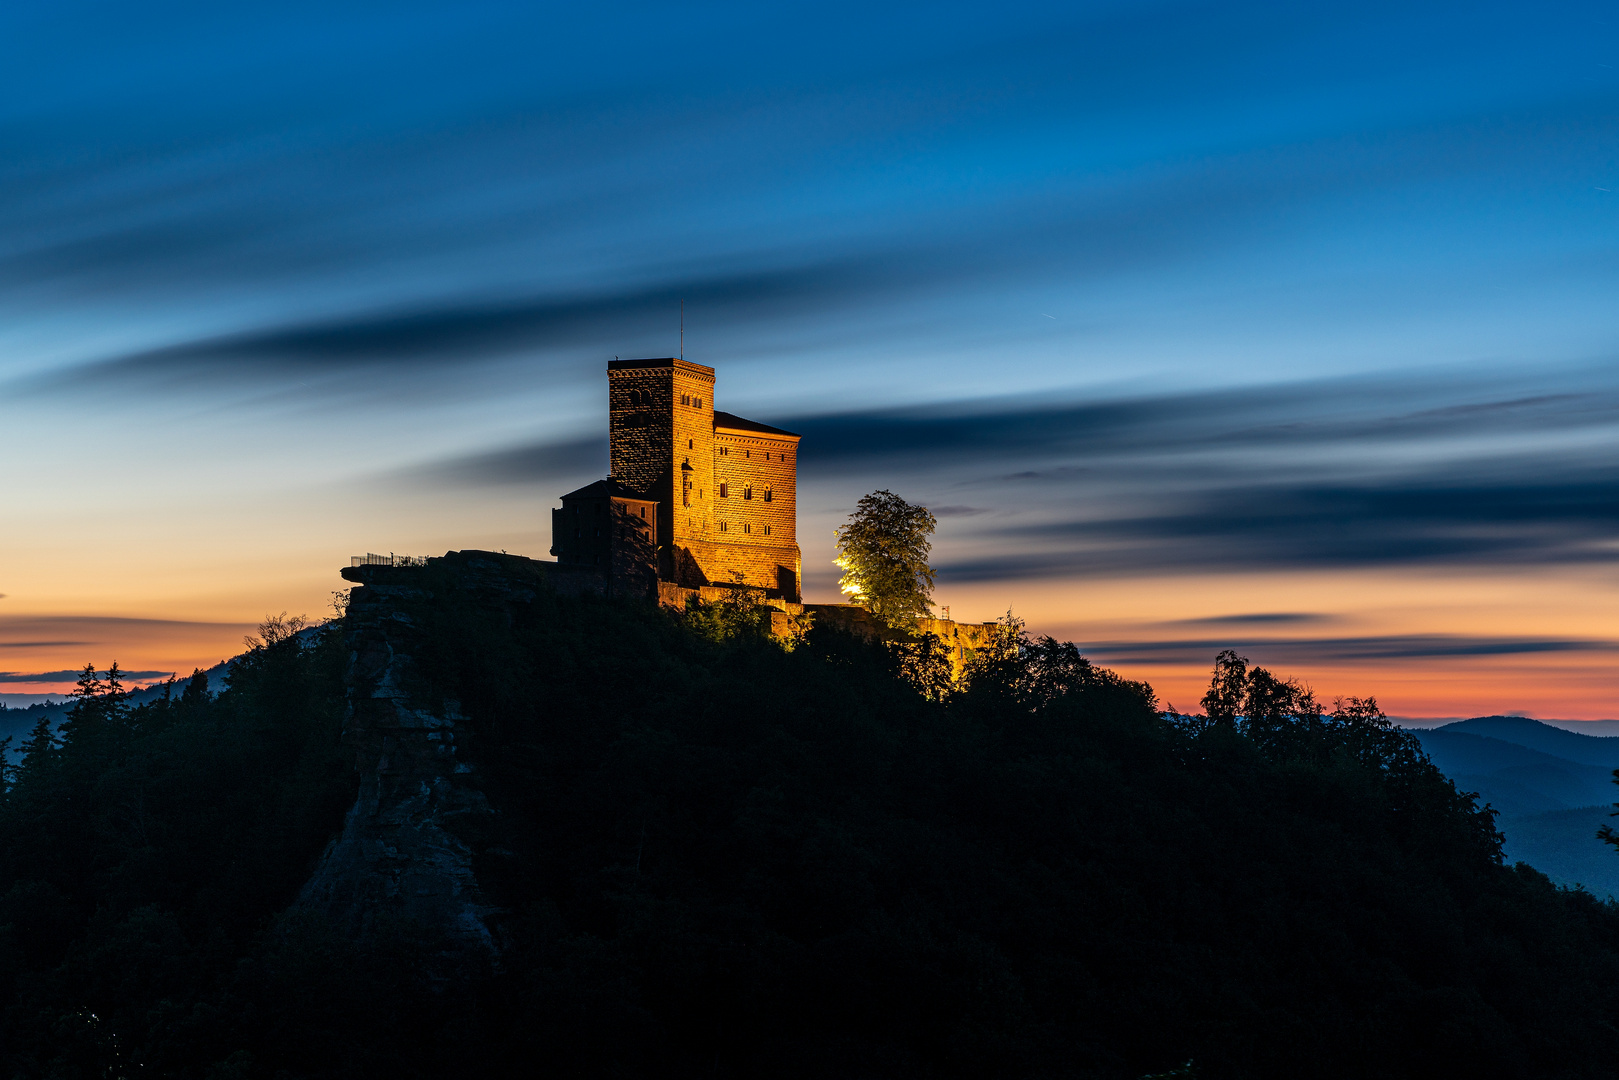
top-left (3, 0), bottom-right (1618, 718)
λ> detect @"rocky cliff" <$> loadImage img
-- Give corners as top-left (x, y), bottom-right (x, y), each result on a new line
top-left (298, 551), bottom-right (576, 960)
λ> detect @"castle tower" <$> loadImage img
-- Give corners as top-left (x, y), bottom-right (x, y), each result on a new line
top-left (596, 357), bottom-right (801, 600)
top-left (608, 358), bottom-right (717, 586)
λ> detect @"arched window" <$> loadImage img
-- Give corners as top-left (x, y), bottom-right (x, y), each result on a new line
top-left (743, 485), bottom-right (753, 500)
top-left (763, 486), bottom-right (772, 503)
top-left (719, 483), bottom-right (728, 498)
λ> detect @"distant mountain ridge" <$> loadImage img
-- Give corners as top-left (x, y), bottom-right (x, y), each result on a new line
top-left (1437, 715), bottom-right (1619, 766)
top-left (1410, 715), bottom-right (1619, 899)
top-left (0, 656), bottom-right (238, 752)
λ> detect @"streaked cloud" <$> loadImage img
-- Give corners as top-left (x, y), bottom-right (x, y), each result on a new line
top-left (1170, 613), bottom-right (1330, 626)
top-left (402, 360), bottom-right (1619, 577)
top-left (6, 0), bottom-right (1619, 718)
top-left (0, 616), bottom-right (254, 644)
top-left (1082, 635), bottom-right (1619, 667)
top-left (0, 669), bottom-right (173, 684)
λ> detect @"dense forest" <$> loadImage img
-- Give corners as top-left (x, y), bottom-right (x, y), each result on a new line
top-left (3, 583), bottom-right (1619, 1079)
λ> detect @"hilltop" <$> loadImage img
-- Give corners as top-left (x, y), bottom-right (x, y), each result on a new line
top-left (3, 553), bottom-right (1619, 1078)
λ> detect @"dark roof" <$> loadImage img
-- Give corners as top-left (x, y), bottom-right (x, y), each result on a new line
top-left (607, 357), bottom-right (715, 375)
top-left (560, 478), bottom-right (655, 501)
top-left (713, 411), bottom-right (801, 439)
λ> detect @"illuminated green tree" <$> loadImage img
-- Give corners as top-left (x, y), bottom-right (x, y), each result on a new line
top-left (834, 489), bottom-right (937, 629)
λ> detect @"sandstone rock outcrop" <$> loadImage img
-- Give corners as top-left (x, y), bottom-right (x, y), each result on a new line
top-left (298, 551), bottom-right (566, 958)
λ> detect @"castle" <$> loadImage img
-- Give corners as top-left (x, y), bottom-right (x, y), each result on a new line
top-left (550, 358), bottom-right (803, 600)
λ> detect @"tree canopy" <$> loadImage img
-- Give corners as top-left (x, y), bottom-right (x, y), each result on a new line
top-left (833, 489), bottom-right (937, 628)
top-left (2, 588), bottom-right (1618, 1078)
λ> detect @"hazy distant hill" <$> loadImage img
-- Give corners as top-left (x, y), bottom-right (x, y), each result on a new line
top-left (1441, 715), bottom-right (1619, 767)
top-left (0, 658), bottom-right (233, 753)
top-left (1413, 717), bottom-right (1619, 898)
top-left (1413, 730), bottom-right (1617, 812)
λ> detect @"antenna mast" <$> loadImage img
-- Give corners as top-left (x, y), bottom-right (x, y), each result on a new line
top-left (680, 299), bottom-right (684, 360)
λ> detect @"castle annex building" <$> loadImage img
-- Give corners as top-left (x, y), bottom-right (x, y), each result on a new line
top-left (551, 359), bottom-right (803, 601)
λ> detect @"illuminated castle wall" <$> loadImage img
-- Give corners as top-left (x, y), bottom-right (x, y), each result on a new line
top-left (552, 358), bottom-right (802, 601)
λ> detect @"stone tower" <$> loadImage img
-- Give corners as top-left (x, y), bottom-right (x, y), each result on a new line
top-left (603, 358), bottom-right (801, 599)
top-left (608, 358), bottom-right (718, 587)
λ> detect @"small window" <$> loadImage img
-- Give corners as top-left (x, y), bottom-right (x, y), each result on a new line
top-left (696, 397), bottom-right (703, 408)
top-left (763, 525), bottom-right (771, 535)
top-left (745, 449), bottom-right (750, 459)
top-left (688, 439), bottom-right (693, 449)
top-left (744, 523), bottom-right (751, 534)
top-left (763, 486), bottom-right (772, 503)
top-left (719, 483), bottom-right (728, 498)
top-left (681, 394), bottom-right (689, 405)
top-left (719, 521), bottom-right (727, 532)
top-left (743, 485), bottom-right (752, 500)
top-left (640, 507), bottom-right (646, 519)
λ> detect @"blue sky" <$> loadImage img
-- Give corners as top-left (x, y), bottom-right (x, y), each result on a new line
top-left (3, 0), bottom-right (1618, 714)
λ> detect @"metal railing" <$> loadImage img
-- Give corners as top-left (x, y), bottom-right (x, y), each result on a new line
top-left (350, 553), bottom-right (429, 568)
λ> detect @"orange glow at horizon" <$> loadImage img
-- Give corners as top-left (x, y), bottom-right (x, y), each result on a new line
top-left (931, 567), bottom-right (1619, 720)
top-left (6, 528), bottom-right (1616, 720)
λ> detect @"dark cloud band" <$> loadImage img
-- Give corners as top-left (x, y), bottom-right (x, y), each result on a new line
top-left (1077, 635), bottom-right (1619, 667)
top-left (0, 670), bottom-right (174, 684)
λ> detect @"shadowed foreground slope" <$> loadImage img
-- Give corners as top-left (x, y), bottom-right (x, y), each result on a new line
top-left (2, 556), bottom-right (1619, 1079)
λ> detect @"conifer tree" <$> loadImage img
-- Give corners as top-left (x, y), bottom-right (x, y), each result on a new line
top-left (181, 667), bottom-right (211, 708)
top-left (102, 660), bottom-right (129, 721)
top-left (69, 663), bottom-right (104, 709)
top-left (15, 715), bottom-right (58, 781)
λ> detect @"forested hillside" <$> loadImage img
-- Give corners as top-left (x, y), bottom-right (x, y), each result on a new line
top-left (3, 586), bottom-right (1619, 1079)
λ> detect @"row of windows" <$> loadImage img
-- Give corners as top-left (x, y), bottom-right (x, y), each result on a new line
top-left (717, 522), bottom-right (772, 535)
top-left (716, 446), bottom-right (789, 461)
top-left (717, 483), bottom-right (772, 501)
top-left (623, 389), bottom-right (705, 409)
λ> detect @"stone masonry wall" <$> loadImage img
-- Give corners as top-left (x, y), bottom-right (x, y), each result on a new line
top-left (713, 427), bottom-right (800, 596)
top-left (804, 604), bottom-right (999, 681)
top-left (608, 359), bottom-right (718, 587)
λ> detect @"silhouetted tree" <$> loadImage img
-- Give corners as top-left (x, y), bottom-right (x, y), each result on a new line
top-left (1200, 649), bottom-right (1248, 727)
